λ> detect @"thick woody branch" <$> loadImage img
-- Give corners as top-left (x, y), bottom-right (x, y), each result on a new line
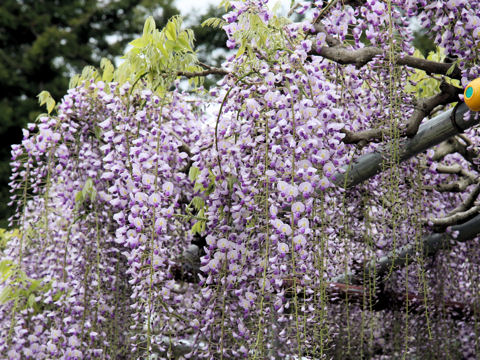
top-left (437, 177), bottom-right (476, 192)
top-left (334, 103), bottom-right (480, 189)
top-left (406, 82), bottom-right (463, 137)
top-left (340, 83), bottom-right (462, 146)
top-left (316, 45), bottom-right (461, 78)
top-left (339, 84), bottom-right (461, 147)
top-left (317, 45), bottom-right (382, 68)
top-left (343, 0), bottom-right (367, 5)
top-left (424, 205), bottom-right (480, 228)
top-left (177, 63), bottom-right (229, 78)
top-left (170, 132), bottom-right (194, 174)
top-left (433, 138), bottom-right (462, 161)
top-left (340, 128), bottom-right (384, 146)
top-left (453, 138), bottom-right (480, 167)
top-left (178, 68), bottom-right (229, 78)
top-left (371, 286), bottom-right (474, 320)
top-left (448, 184), bottom-right (480, 216)
top-left (348, 213), bottom-right (480, 284)
top-left (433, 136), bottom-right (480, 167)
top-left (311, 24), bottom-right (461, 79)
top-left (435, 164), bottom-right (477, 181)
top-left (313, 24), bottom-right (341, 47)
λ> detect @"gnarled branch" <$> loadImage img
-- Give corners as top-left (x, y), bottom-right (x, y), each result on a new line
top-left (311, 24), bottom-right (461, 79)
top-left (423, 205), bottom-right (480, 228)
top-left (177, 68), bottom-right (229, 78)
top-left (437, 177), bottom-right (477, 192)
top-left (340, 128), bottom-right (384, 146)
top-left (405, 82), bottom-right (462, 137)
top-left (435, 163), bottom-right (477, 181)
top-left (334, 103), bottom-right (480, 188)
top-left (448, 184), bottom-right (480, 216)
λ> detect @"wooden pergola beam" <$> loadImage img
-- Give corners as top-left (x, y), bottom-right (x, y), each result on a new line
top-left (333, 103), bottom-right (479, 188)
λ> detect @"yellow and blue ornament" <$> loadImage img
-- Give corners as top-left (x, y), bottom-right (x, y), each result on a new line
top-left (464, 78), bottom-right (480, 111)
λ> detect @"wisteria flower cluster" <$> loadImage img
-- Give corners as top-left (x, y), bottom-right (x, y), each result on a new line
top-left (1, 0), bottom-right (480, 359)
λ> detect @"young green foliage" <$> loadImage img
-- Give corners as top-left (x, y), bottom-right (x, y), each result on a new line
top-left (405, 48), bottom-right (460, 98)
top-left (37, 91), bottom-right (56, 114)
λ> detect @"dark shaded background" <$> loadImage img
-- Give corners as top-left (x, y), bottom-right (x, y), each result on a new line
top-left (0, 0), bottom-right (227, 227)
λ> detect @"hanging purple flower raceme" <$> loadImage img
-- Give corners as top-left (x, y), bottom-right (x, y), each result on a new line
top-left (2, 0), bottom-right (480, 358)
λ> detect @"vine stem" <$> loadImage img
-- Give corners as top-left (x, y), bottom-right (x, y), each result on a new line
top-left (146, 102), bottom-right (165, 357)
top-left (214, 72), bottom-right (255, 178)
top-left (253, 108), bottom-right (271, 359)
top-left (18, 163), bottom-right (30, 266)
top-left (287, 86), bottom-right (302, 357)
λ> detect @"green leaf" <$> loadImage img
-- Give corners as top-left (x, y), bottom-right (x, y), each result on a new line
top-left (37, 90), bottom-right (49, 104)
top-left (69, 74), bottom-right (80, 89)
top-left (27, 293), bottom-right (36, 308)
top-left (446, 61), bottom-right (458, 76)
top-left (236, 41), bottom-right (246, 58)
top-left (37, 91), bottom-right (56, 114)
top-left (191, 221), bottom-right (203, 235)
top-left (219, 0), bottom-right (231, 11)
top-left (84, 178), bottom-right (93, 191)
top-left (191, 196), bottom-right (205, 211)
top-left (90, 188), bottom-right (97, 202)
top-left (227, 175), bottom-right (237, 192)
top-left (158, 43), bottom-right (169, 58)
top-left (143, 16), bottom-right (156, 37)
top-left (81, 66), bottom-right (99, 81)
top-left (0, 286), bottom-right (12, 303)
top-left (130, 37), bottom-right (148, 48)
top-left (165, 21), bottom-right (177, 41)
top-left (46, 98), bottom-right (55, 114)
top-left (189, 166), bottom-right (200, 182)
top-left (100, 58), bottom-right (114, 82)
top-left (177, 34), bottom-right (191, 51)
top-left (75, 191), bottom-right (84, 205)
top-left (165, 39), bottom-right (178, 52)
top-left (193, 182), bottom-right (206, 193)
top-left (78, 178), bottom-right (96, 204)
top-left (201, 17), bottom-right (227, 29)
top-left (93, 126), bottom-right (102, 140)
top-left (0, 260), bottom-right (14, 282)
top-left (52, 290), bottom-right (64, 302)
top-left (28, 279), bottom-right (41, 292)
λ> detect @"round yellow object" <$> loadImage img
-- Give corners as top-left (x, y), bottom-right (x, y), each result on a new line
top-left (464, 78), bottom-right (480, 111)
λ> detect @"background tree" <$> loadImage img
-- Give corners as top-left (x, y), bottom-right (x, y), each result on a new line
top-left (0, 0), bottom-right (181, 226)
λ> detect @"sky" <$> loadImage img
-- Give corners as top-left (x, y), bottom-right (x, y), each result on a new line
top-left (175, 0), bottom-right (292, 19)
top-left (175, 0), bottom-right (220, 16)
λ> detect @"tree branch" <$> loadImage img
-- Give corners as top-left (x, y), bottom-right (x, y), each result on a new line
top-left (435, 164), bottom-right (477, 181)
top-left (433, 138), bottom-right (462, 161)
top-left (437, 177), bottom-right (476, 192)
top-left (177, 67), bottom-right (229, 78)
top-left (370, 214), bottom-right (480, 280)
top-left (311, 23), bottom-right (461, 79)
top-left (340, 128), bottom-right (384, 146)
top-left (433, 136), bottom-right (480, 168)
top-left (423, 205), bottom-right (480, 228)
top-left (170, 132), bottom-right (194, 174)
top-left (448, 183), bottom-right (480, 216)
top-left (316, 45), bottom-right (461, 78)
top-left (339, 83), bottom-right (462, 147)
top-left (406, 82), bottom-right (462, 137)
top-left (334, 103), bottom-right (480, 189)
